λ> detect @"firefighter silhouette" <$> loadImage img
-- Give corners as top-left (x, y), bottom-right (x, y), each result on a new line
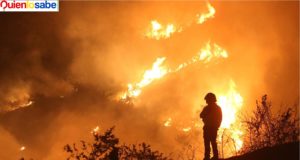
top-left (200, 93), bottom-right (222, 160)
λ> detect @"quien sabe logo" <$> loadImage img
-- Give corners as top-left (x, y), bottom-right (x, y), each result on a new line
top-left (0, 0), bottom-right (59, 12)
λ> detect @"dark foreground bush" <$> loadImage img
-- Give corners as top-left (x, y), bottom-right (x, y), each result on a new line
top-left (64, 127), bottom-right (170, 160)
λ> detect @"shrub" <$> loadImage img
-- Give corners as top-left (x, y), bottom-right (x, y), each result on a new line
top-left (241, 95), bottom-right (299, 153)
top-left (64, 127), bottom-right (170, 160)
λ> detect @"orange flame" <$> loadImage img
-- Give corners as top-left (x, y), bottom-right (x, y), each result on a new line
top-left (217, 80), bottom-right (244, 151)
top-left (1, 86), bottom-right (33, 112)
top-left (121, 57), bottom-right (168, 100)
top-left (126, 1), bottom-right (243, 155)
top-left (146, 3), bottom-right (215, 40)
top-left (174, 42), bottom-right (228, 72)
top-left (20, 146), bottom-right (26, 151)
top-left (91, 126), bottom-right (100, 134)
top-left (146, 20), bottom-right (181, 40)
top-left (218, 81), bottom-right (243, 128)
top-left (197, 3), bottom-right (216, 24)
top-left (1, 100), bottom-right (33, 113)
top-left (182, 127), bottom-right (192, 132)
top-left (164, 117), bottom-right (172, 127)
top-left (120, 42), bottom-right (228, 100)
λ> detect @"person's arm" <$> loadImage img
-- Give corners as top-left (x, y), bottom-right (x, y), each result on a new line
top-left (200, 107), bottom-right (207, 119)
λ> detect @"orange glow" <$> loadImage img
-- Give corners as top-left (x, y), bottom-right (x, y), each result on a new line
top-left (3, 99), bottom-right (33, 113)
top-left (19, 100), bottom-right (33, 108)
top-left (1, 1), bottom-right (298, 160)
top-left (20, 146), bottom-right (26, 151)
top-left (164, 117), bottom-right (172, 127)
top-left (119, 2), bottom-right (243, 156)
top-left (2, 86), bottom-right (34, 112)
top-left (119, 37), bottom-right (242, 153)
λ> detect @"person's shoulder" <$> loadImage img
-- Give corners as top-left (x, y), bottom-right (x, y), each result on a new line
top-left (216, 104), bottom-right (222, 111)
top-left (202, 105), bottom-right (209, 110)
top-left (214, 104), bottom-right (221, 109)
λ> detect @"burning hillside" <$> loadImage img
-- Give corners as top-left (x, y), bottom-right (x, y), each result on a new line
top-left (0, 1), bottom-right (298, 160)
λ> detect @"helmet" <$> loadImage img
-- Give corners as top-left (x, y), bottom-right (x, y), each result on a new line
top-left (204, 92), bottom-right (217, 103)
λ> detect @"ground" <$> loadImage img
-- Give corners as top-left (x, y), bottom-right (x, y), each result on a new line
top-left (221, 142), bottom-right (299, 160)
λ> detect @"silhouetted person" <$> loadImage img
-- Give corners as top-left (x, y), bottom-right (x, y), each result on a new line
top-left (200, 93), bottom-right (222, 160)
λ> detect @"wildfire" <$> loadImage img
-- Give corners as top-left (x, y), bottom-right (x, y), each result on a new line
top-left (145, 20), bottom-right (181, 40)
top-left (120, 42), bottom-right (228, 101)
top-left (160, 80), bottom-right (244, 153)
top-left (146, 3), bottom-right (215, 40)
top-left (122, 1), bottom-right (244, 155)
top-left (174, 41), bottom-right (228, 71)
top-left (218, 80), bottom-right (243, 129)
top-left (217, 80), bottom-right (244, 150)
top-left (120, 57), bottom-right (168, 100)
top-left (231, 129), bottom-right (244, 150)
top-left (197, 3), bottom-right (216, 24)
top-left (199, 42), bottom-right (228, 63)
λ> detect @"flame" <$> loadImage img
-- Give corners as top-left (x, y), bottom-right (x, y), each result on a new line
top-left (161, 80), bottom-right (244, 152)
top-left (199, 43), bottom-right (228, 63)
top-left (146, 20), bottom-right (181, 40)
top-left (164, 117), bottom-right (172, 127)
top-left (182, 127), bottom-right (192, 132)
top-left (1, 100), bottom-right (34, 113)
top-left (120, 42), bottom-right (228, 100)
top-left (173, 42), bottom-right (228, 72)
top-left (231, 129), bottom-right (244, 150)
top-left (217, 80), bottom-right (244, 150)
top-left (1, 86), bottom-right (34, 113)
top-left (121, 57), bottom-right (168, 100)
top-left (91, 126), bottom-right (100, 134)
top-left (197, 3), bottom-right (216, 24)
top-left (137, 57), bottom-right (168, 88)
top-left (146, 3), bottom-right (215, 40)
top-left (18, 100), bottom-right (33, 108)
top-left (20, 146), bottom-right (26, 151)
top-left (218, 80), bottom-right (243, 128)
top-left (125, 1), bottom-right (242, 155)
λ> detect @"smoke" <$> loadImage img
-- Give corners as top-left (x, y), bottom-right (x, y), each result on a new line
top-left (0, 12), bottom-right (75, 112)
top-left (0, 126), bottom-right (21, 160)
top-left (0, 1), bottom-right (298, 159)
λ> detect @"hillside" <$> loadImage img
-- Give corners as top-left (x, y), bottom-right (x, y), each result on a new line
top-left (222, 142), bottom-right (299, 160)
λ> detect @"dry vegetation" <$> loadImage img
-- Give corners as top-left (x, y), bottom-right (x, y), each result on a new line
top-left (241, 95), bottom-right (299, 153)
top-left (21, 95), bottom-right (299, 160)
